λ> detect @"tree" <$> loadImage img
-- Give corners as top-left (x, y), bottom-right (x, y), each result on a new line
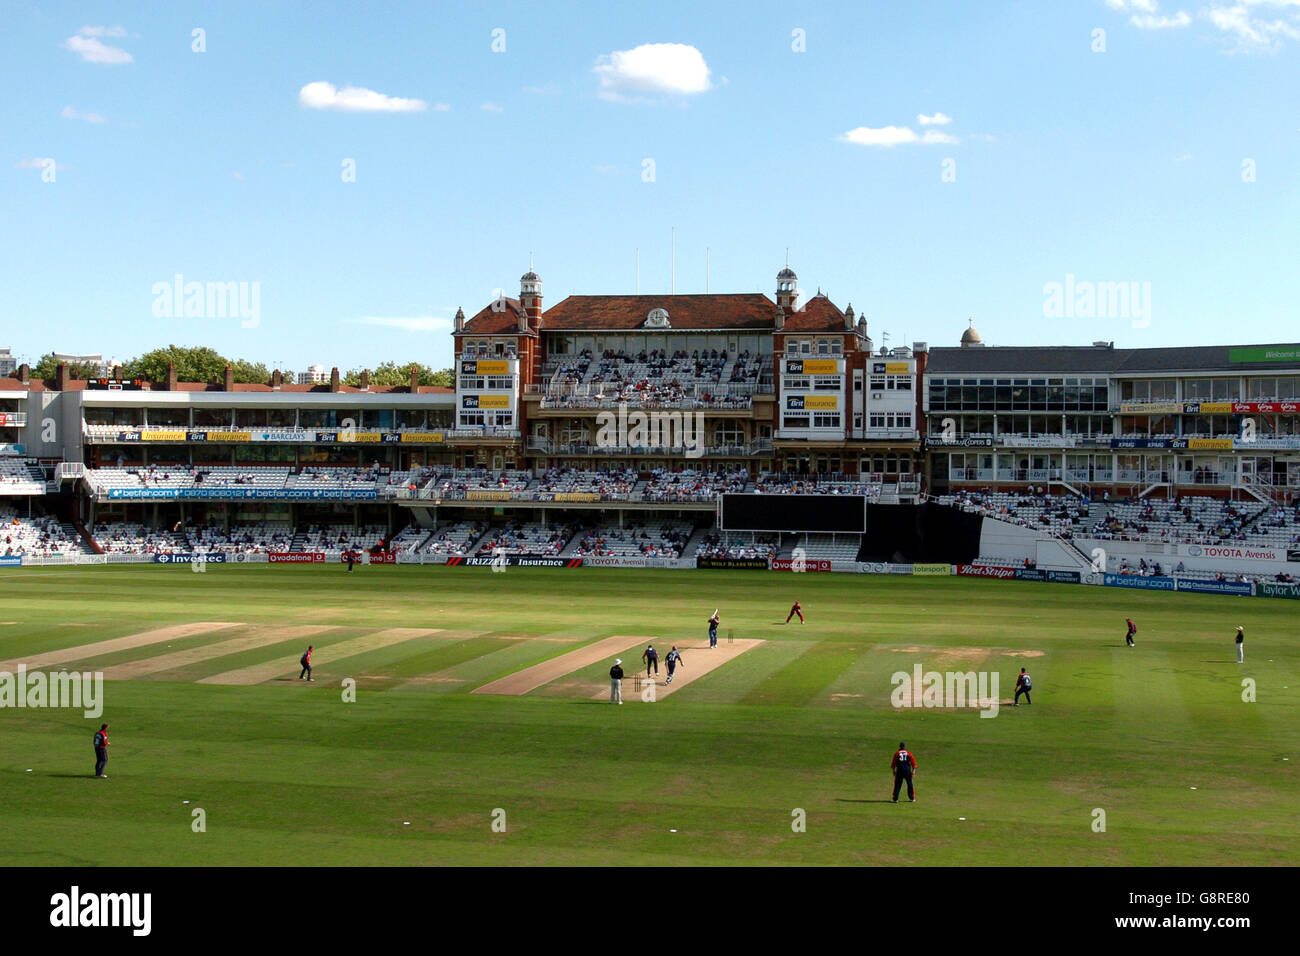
top-left (32, 352), bottom-right (100, 380)
top-left (343, 362), bottom-right (453, 388)
top-left (229, 358), bottom-right (270, 384)
top-left (122, 345), bottom-right (228, 383)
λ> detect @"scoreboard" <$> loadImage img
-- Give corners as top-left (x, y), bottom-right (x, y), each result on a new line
top-left (720, 494), bottom-right (866, 534)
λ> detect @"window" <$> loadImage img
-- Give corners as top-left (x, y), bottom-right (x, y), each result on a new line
top-left (785, 376), bottom-right (810, 390)
top-left (868, 412), bottom-right (910, 430)
top-left (817, 340), bottom-right (830, 355)
top-left (783, 415), bottom-right (810, 428)
top-left (486, 376), bottom-right (513, 389)
top-left (715, 423), bottom-right (744, 445)
top-left (786, 339), bottom-right (799, 355)
top-left (870, 375), bottom-right (886, 390)
top-left (831, 341), bottom-right (843, 355)
top-left (813, 375), bottom-right (840, 391)
top-left (812, 413), bottom-right (840, 428)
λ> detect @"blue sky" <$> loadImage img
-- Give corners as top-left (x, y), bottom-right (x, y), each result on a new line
top-left (3, 0), bottom-right (1298, 374)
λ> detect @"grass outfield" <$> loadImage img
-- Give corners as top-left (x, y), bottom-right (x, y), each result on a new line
top-left (0, 564), bottom-right (1296, 866)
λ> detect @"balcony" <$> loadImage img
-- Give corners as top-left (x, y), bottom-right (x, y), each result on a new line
top-left (860, 428), bottom-right (920, 441)
top-left (536, 383), bottom-right (761, 411)
top-left (525, 436), bottom-right (771, 457)
top-left (82, 423), bottom-right (459, 444)
top-left (445, 427), bottom-right (520, 440)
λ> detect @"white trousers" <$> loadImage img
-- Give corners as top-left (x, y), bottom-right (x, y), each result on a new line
top-left (610, 679), bottom-right (623, 703)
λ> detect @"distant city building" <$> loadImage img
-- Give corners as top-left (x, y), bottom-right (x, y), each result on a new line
top-left (53, 352), bottom-right (115, 377)
top-left (0, 348), bottom-right (15, 377)
top-left (298, 364), bottom-right (328, 385)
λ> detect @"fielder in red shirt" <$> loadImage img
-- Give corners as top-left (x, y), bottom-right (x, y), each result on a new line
top-left (786, 601), bottom-right (804, 624)
top-left (299, 645), bottom-right (314, 681)
top-left (891, 742), bottom-right (917, 802)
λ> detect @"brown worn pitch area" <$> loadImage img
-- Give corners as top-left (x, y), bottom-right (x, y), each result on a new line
top-left (473, 635), bottom-right (650, 696)
top-left (99, 624), bottom-right (339, 680)
top-left (585, 639), bottom-right (763, 700)
top-left (0, 622), bottom-right (243, 671)
top-left (197, 627), bottom-right (442, 685)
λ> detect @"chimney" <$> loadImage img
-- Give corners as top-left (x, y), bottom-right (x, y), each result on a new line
top-left (774, 305), bottom-right (785, 332)
top-left (224, 364), bottom-right (234, 391)
top-left (111, 364), bottom-right (122, 379)
top-left (359, 370), bottom-right (370, 390)
top-left (17, 363), bottom-right (30, 384)
top-left (272, 369), bottom-right (283, 389)
top-left (409, 364), bottom-right (419, 392)
top-left (844, 303), bottom-right (855, 331)
top-left (330, 367), bottom-right (341, 392)
top-left (57, 361), bottom-right (71, 391)
top-left (166, 363), bottom-right (178, 391)
top-left (454, 307), bottom-right (465, 333)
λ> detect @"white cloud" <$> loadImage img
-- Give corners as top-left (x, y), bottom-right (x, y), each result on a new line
top-left (62, 27), bottom-right (134, 65)
top-left (1204, 2), bottom-right (1300, 50)
top-left (840, 125), bottom-right (917, 147)
top-left (77, 25), bottom-right (129, 38)
top-left (14, 157), bottom-right (63, 170)
top-left (480, 102), bottom-right (504, 113)
top-left (1131, 10), bottom-right (1193, 27)
top-left (298, 81), bottom-right (428, 113)
top-left (61, 105), bottom-right (107, 124)
top-left (432, 102), bottom-right (451, 112)
top-left (1108, 0), bottom-right (1299, 49)
top-left (349, 316), bottom-right (453, 333)
top-left (917, 112), bottom-right (952, 126)
top-left (232, 171), bottom-right (245, 181)
top-left (593, 42), bottom-right (713, 101)
top-left (1105, 1), bottom-right (1191, 29)
top-left (920, 129), bottom-right (959, 144)
top-left (840, 124), bottom-right (959, 147)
